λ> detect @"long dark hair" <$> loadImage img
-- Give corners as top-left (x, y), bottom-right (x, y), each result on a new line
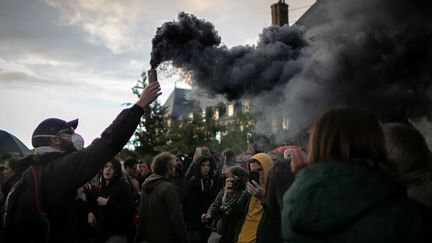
top-left (264, 159), bottom-right (295, 213)
top-left (101, 157), bottom-right (123, 187)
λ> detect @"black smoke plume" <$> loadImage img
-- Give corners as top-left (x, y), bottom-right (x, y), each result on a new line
top-left (150, 0), bottom-right (432, 143)
top-left (150, 12), bottom-right (309, 100)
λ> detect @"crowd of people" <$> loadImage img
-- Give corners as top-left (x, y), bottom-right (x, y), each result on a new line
top-left (0, 80), bottom-right (431, 243)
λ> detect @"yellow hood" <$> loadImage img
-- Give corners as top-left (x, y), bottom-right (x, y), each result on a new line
top-left (250, 153), bottom-right (273, 186)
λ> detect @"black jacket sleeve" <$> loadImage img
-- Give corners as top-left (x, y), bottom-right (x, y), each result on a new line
top-left (45, 105), bottom-right (144, 194)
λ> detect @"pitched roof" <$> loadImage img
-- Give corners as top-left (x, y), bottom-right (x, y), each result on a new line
top-left (295, 0), bottom-right (330, 29)
top-left (163, 87), bottom-right (226, 119)
top-left (164, 88), bottom-right (194, 118)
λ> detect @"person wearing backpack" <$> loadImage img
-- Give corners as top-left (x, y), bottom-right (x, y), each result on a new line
top-left (0, 81), bottom-right (161, 243)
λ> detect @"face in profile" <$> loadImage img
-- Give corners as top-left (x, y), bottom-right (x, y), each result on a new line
top-left (173, 156), bottom-right (182, 169)
top-left (139, 163), bottom-right (150, 175)
top-left (1, 161), bottom-right (16, 184)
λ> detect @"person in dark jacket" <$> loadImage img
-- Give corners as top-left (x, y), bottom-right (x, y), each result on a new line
top-left (256, 158), bottom-right (295, 243)
top-left (0, 157), bottom-right (25, 201)
top-left (213, 149), bottom-right (239, 195)
top-left (0, 81), bottom-right (161, 243)
top-left (281, 106), bottom-right (432, 243)
top-left (74, 182), bottom-right (95, 243)
top-left (136, 160), bottom-right (151, 188)
top-left (88, 158), bottom-right (134, 243)
top-left (169, 149), bottom-right (187, 201)
top-left (135, 152), bottom-right (189, 243)
top-left (185, 147), bottom-right (212, 181)
top-left (123, 158), bottom-right (141, 201)
top-left (183, 155), bottom-right (217, 243)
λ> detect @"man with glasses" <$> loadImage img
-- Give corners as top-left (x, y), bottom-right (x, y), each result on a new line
top-left (1, 82), bottom-right (161, 243)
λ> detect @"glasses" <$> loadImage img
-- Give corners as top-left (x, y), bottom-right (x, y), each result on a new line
top-left (32, 127), bottom-right (75, 140)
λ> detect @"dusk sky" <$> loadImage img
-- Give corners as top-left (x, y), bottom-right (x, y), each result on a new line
top-left (0, 0), bottom-right (315, 148)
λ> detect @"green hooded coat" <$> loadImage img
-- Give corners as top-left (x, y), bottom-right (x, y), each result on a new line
top-left (282, 161), bottom-right (432, 243)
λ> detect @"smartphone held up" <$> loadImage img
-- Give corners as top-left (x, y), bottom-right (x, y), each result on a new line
top-left (248, 171), bottom-right (260, 184)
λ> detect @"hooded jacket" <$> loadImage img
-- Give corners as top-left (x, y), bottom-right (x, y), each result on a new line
top-left (236, 153), bottom-right (273, 243)
top-left (135, 173), bottom-right (188, 243)
top-left (281, 161), bottom-right (432, 243)
top-left (183, 156), bottom-right (217, 231)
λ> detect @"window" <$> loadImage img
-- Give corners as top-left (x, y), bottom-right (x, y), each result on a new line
top-left (214, 110), bottom-right (219, 120)
top-left (228, 104), bottom-right (234, 117)
top-left (282, 117), bottom-right (289, 130)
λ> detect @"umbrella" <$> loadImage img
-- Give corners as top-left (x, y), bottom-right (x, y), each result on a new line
top-left (272, 145), bottom-right (302, 154)
top-left (0, 130), bottom-right (31, 156)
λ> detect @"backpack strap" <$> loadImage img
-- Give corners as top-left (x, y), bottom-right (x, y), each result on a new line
top-left (30, 165), bottom-right (50, 242)
top-left (30, 166), bottom-right (43, 217)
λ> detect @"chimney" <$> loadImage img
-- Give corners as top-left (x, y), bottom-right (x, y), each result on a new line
top-left (271, 0), bottom-right (289, 27)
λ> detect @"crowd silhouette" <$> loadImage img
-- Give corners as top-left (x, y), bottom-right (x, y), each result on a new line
top-left (1, 102), bottom-right (432, 243)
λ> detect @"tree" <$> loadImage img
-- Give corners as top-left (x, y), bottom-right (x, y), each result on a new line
top-left (162, 105), bottom-right (222, 155)
top-left (219, 110), bottom-right (275, 154)
top-left (129, 72), bottom-right (168, 158)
